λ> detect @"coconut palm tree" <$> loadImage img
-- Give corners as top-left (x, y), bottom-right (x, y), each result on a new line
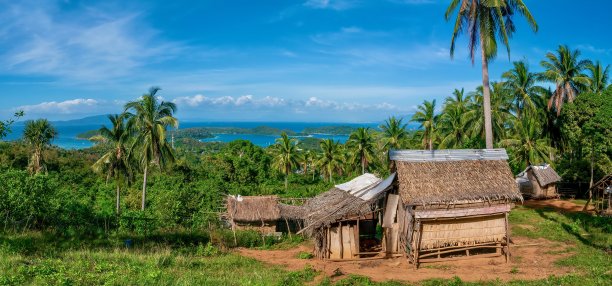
top-left (539, 45), bottom-right (591, 115)
top-left (411, 100), bottom-right (438, 150)
top-left (445, 88), bottom-right (469, 114)
top-left (347, 128), bottom-right (376, 174)
top-left (446, 0), bottom-right (538, 149)
top-left (270, 132), bottom-right (300, 189)
top-left (23, 119), bottom-right (57, 175)
top-left (586, 61), bottom-right (610, 94)
top-left (380, 116), bottom-right (408, 151)
top-left (462, 83), bottom-right (515, 145)
top-left (92, 114), bottom-right (133, 214)
top-left (502, 60), bottom-right (547, 118)
top-left (124, 87), bottom-right (178, 211)
top-left (438, 105), bottom-right (466, 149)
top-left (500, 117), bottom-right (554, 169)
top-left (317, 139), bottom-right (343, 182)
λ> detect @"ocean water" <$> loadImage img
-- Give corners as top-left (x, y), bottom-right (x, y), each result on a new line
top-left (3, 121), bottom-right (402, 149)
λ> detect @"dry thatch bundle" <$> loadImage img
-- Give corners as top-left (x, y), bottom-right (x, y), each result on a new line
top-left (226, 195), bottom-right (280, 222)
top-left (522, 165), bottom-right (561, 187)
top-left (395, 160), bottom-right (522, 206)
top-left (278, 203), bottom-right (305, 220)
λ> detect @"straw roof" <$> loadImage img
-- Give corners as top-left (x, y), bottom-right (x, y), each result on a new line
top-left (226, 195), bottom-right (281, 222)
top-left (522, 164), bottom-right (561, 186)
top-left (392, 149), bottom-right (521, 205)
top-left (299, 173), bottom-right (395, 234)
top-left (279, 203), bottom-right (305, 220)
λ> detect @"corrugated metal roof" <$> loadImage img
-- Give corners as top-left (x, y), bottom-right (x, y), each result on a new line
top-left (389, 149), bottom-right (509, 162)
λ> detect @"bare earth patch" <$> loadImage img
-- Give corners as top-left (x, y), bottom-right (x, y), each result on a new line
top-left (237, 236), bottom-right (574, 283)
top-left (523, 199), bottom-right (594, 213)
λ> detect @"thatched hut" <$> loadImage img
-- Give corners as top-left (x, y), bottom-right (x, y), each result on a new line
top-left (390, 149), bottom-right (522, 268)
top-left (226, 195), bottom-right (281, 233)
top-left (587, 173), bottom-right (612, 216)
top-left (298, 173), bottom-right (396, 260)
top-left (516, 164), bottom-right (561, 199)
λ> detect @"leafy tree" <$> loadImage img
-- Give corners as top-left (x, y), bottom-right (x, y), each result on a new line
top-left (23, 119), bottom-right (57, 174)
top-left (347, 128), bottom-right (376, 174)
top-left (446, 0), bottom-right (538, 148)
top-left (586, 61), bottom-right (610, 94)
top-left (500, 117), bottom-right (554, 169)
top-left (269, 132), bottom-right (299, 189)
top-left (125, 87), bottom-right (178, 211)
top-left (438, 103), bottom-right (466, 149)
top-left (92, 114), bottom-right (133, 214)
top-left (0, 111), bottom-right (24, 139)
top-left (540, 45), bottom-right (591, 115)
top-left (462, 83), bottom-right (515, 146)
top-left (317, 139), bottom-right (343, 182)
top-left (502, 60), bottom-right (547, 118)
top-left (411, 100), bottom-right (438, 150)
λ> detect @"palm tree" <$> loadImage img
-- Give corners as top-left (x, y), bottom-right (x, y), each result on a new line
top-left (462, 83), bottom-right (515, 146)
top-left (446, 0), bottom-right (538, 149)
top-left (438, 105), bottom-right (466, 149)
top-left (411, 100), bottom-right (438, 150)
top-left (502, 60), bottom-right (547, 118)
top-left (125, 87), bottom-right (178, 211)
top-left (23, 119), bottom-right (57, 174)
top-left (500, 117), bottom-right (554, 169)
top-left (347, 128), bottom-right (376, 174)
top-left (445, 88), bottom-right (469, 114)
top-left (586, 61), bottom-right (610, 94)
top-left (380, 116), bottom-right (408, 151)
top-left (540, 45), bottom-right (591, 115)
top-left (92, 114), bottom-right (132, 214)
top-left (317, 139), bottom-right (343, 182)
top-left (270, 132), bottom-right (299, 189)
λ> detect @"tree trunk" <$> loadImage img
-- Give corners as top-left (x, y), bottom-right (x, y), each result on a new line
top-left (480, 38), bottom-right (494, 149)
top-left (284, 174), bottom-right (288, 190)
top-left (590, 140), bottom-right (595, 188)
top-left (361, 156), bottom-right (365, 174)
top-left (116, 183), bottom-right (121, 215)
top-left (141, 164), bottom-right (148, 211)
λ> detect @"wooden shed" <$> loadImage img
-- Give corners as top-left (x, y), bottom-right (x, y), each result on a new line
top-left (390, 149), bottom-right (522, 268)
top-left (225, 195), bottom-right (281, 233)
top-left (516, 164), bottom-right (561, 199)
top-left (298, 173), bottom-right (396, 260)
top-left (586, 173), bottom-right (612, 216)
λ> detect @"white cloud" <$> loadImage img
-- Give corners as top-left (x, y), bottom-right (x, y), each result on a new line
top-left (16, 98), bottom-right (100, 114)
top-left (303, 0), bottom-right (358, 10)
top-left (173, 94), bottom-right (287, 108)
top-left (0, 1), bottom-right (183, 82)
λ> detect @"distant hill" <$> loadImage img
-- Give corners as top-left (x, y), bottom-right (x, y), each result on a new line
top-left (51, 115), bottom-right (111, 126)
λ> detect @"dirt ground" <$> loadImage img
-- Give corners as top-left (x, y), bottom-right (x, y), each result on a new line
top-left (238, 199), bottom-right (588, 283)
top-left (238, 236), bottom-right (575, 283)
top-left (523, 198), bottom-right (593, 213)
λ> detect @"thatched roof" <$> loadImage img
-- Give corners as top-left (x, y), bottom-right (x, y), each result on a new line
top-left (521, 164), bottom-right (561, 186)
top-left (391, 149), bottom-right (522, 205)
top-left (298, 173), bottom-right (395, 234)
top-left (226, 195), bottom-right (281, 222)
top-left (278, 203), bottom-right (305, 220)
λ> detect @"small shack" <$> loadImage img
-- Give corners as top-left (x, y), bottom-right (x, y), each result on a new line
top-left (225, 195), bottom-right (281, 233)
top-left (298, 173), bottom-right (396, 260)
top-left (390, 149), bottom-right (522, 268)
top-left (586, 173), bottom-right (612, 216)
top-left (516, 164), bottom-right (561, 199)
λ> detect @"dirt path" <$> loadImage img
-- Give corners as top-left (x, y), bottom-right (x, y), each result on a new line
top-left (523, 199), bottom-right (593, 213)
top-left (237, 236), bottom-right (574, 283)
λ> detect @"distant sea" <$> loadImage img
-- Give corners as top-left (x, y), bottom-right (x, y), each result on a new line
top-left (3, 121), bottom-right (418, 150)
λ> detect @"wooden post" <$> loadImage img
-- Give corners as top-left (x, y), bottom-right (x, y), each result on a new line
top-left (285, 218), bottom-right (292, 239)
top-left (504, 212), bottom-right (510, 263)
top-left (414, 220), bottom-right (423, 269)
top-left (338, 222), bottom-right (343, 259)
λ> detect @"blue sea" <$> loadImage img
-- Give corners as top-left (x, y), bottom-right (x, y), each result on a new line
top-left (3, 121), bottom-right (410, 150)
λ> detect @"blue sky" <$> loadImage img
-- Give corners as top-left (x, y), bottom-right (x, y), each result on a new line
top-left (1, 0), bottom-right (610, 122)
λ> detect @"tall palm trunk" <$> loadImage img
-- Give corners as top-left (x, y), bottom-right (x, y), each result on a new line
top-left (116, 183), bottom-right (121, 214)
top-left (141, 164), bottom-right (148, 211)
top-left (361, 155), bottom-right (366, 174)
top-left (480, 36), bottom-right (494, 149)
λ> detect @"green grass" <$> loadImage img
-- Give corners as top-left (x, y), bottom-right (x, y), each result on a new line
top-left (0, 206), bottom-right (609, 285)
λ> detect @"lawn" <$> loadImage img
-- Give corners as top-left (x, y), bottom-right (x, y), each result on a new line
top-left (0, 205), bottom-right (609, 286)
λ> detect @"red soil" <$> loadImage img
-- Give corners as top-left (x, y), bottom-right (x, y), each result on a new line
top-left (237, 236), bottom-right (574, 283)
top-left (523, 199), bottom-right (594, 213)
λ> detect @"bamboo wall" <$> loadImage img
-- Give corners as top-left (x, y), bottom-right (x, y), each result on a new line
top-left (414, 214), bottom-right (506, 250)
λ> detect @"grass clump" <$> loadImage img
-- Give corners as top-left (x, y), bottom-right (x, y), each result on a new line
top-left (297, 251), bottom-right (314, 259)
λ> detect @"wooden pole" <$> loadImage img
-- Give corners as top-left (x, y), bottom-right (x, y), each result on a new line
top-left (285, 218), bottom-right (292, 239)
top-left (504, 212), bottom-right (510, 263)
top-left (414, 220), bottom-right (423, 269)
